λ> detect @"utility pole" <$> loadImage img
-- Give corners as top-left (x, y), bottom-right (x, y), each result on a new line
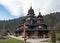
top-left (24, 23), bottom-right (27, 43)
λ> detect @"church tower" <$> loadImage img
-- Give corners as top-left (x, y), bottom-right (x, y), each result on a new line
top-left (15, 4), bottom-right (50, 39)
top-left (37, 11), bottom-right (44, 24)
top-left (26, 4), bottom-right (36, 24)
top-left (27, 3), bottom-right (35, 16)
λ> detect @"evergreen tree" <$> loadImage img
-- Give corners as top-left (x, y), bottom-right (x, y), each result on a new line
top-left (51, 29), bottom-right (56, 43)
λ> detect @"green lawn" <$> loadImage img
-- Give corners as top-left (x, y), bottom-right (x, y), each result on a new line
top-left (0, 38), bottom-right (24, 43)
top-left (56, 33), bottom-right (60, 41)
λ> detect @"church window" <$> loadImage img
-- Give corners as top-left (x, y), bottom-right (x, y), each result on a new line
top-left (39, 26), bottom-right (42, 28)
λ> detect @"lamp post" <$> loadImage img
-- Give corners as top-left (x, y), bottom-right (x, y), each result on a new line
top-left (24, 23), bottom-right (27, 43)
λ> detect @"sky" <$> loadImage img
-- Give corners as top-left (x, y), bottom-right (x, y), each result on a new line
top-left (0, 0), bottom-right (60, 20)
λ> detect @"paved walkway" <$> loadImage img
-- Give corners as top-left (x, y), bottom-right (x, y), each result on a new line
top-left (9, 35), bottom-right (50, 43)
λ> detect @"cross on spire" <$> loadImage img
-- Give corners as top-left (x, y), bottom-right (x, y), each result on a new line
top-left (39, 9), bottom-right (41, 15)
top-left (30, 3), bottom-right (32, 7)
top-left (39, 9), bottom-right (40, 12)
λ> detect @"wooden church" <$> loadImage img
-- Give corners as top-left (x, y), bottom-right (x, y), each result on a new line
top-left (15, 5), bottom-right (50, 39)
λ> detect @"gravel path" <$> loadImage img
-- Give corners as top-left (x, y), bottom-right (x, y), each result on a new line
top-left (9, 35), bottom-right (50, 43)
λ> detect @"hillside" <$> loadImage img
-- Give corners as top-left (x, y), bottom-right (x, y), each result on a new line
top-left (0, 12), bottom-right (60, 33)
top-left (44, 12), bottom-right (60, 33)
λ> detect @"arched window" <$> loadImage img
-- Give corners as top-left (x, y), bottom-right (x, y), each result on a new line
top-left (27, 17), bottom-right (30, 20)
top-left (37, 20), bottom-right (40, 23)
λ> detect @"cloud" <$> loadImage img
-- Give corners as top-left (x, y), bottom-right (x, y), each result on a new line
top-left (23, 0), bottom-right (60, 15)
top-left (23, 0), bottom-right (53, 15)
top-left (0, 4), bottom-right (21, 20)
top-left (0, 0), bottom-right (24, 16)
top-left (43, 0), bottom-right (60, 15)
top-left (0, 0), bottom-right (60, 17)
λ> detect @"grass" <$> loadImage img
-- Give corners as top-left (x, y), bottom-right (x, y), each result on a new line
top-left (56, 33), bottom-right (60, 41)
top-left (0, 37), bottom-right (24, 43)
top-left (41, 33), bottom-right (60, 43)
top-left (0, 33), bottom-right (60, 43)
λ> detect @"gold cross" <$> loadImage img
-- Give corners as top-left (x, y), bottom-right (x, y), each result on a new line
top-left (30, 3), bottom-right (32, 7)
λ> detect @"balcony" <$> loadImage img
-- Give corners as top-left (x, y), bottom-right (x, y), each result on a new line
top-left (26, 28), bottom-right (50, 31)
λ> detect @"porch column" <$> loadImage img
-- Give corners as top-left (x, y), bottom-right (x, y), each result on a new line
top-left (43, 34), bottom-right (46, 38)
top-left (47, 32), bottom-right (50, 38)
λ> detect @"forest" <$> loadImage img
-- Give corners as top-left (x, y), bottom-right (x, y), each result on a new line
top-left (0, 12), bottom-right (60, 33)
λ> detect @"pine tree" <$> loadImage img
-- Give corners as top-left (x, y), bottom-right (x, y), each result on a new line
top-left (51, 29), bottom-right (56, 43)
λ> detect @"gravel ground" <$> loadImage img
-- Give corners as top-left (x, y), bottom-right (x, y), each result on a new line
top-left (9, 35), bottom-right (50, 43)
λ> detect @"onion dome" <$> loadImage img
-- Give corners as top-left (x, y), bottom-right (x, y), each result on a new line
top-left (27, 4), bottom-right (35, 16)
top-left (37, 12), bottom-right (43, 18)
top-left (28, 7), bottom-right (34, 14)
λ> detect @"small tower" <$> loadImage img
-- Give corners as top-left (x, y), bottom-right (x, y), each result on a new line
top-left (37, 10), bottom-right (44, 23)
top-left (26, 4), bottom-right (36, 24)
top-left (27, 3), bottom-right (35, 16)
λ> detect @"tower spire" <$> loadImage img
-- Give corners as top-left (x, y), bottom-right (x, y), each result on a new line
top-left (30, 3), bottom-right (32, 7)
top-left (30, 3), bottom-right (32, 9)
top-left (39, 9), bottom-right (40, 12)
top-left (27, 3), bottom-right (35, 15)
top-left (39, 9), bottom-right (41, 15)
